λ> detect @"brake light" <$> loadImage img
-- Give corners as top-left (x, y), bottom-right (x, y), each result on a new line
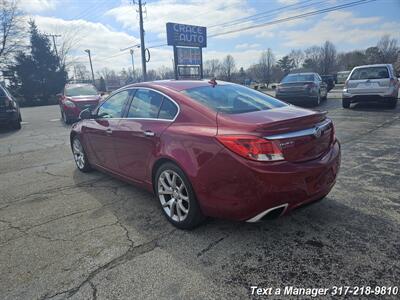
top-left (331, 123), bottom-right (336, 143)
top-left (216, 135), bottom-right (284, 161)
top-left (389, 78), bottom-right (397, 87)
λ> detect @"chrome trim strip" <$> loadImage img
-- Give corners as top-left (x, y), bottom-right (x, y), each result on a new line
top-left (95, 86), bottom-right (181, 122)
top-left (265, 119), bottom-right (331, 140)
top-left (246, 203), bottom-right (288, 222)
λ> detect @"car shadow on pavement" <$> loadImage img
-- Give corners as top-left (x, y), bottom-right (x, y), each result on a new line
top-left (72, 168), bottom-right (399, 293)
top-left (350, 101), bottom-right (399, 112)
top-left (0, 126), bottom-right (21, 137)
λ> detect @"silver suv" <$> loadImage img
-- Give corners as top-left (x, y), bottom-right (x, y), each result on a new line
top-left (342, 64), bottom-right (399, 109)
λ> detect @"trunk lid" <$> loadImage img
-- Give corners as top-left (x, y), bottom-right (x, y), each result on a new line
top-left (217, 106), bottom-right (333, 162)
top-left (278, 81), bottom-right (313, 93)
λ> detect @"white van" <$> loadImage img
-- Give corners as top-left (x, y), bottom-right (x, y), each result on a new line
top-left (342, 64), bottom-right (399, 109)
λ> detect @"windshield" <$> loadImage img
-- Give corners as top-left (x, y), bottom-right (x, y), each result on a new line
top-left (65, 85), bottom-right (98, 97)
top-left (350, 67), bottom-right (389, 80)
top-left (181, 84), bottom-right (286, 114)
top-left (281, 74), bottom-right (315, 83)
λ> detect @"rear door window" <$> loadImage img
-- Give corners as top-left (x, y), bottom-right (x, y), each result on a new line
top-left (97, 90), bottom-right (130, 118)
top-left (158, 98), bottom-right (178, 120)
top-left (350, 67), bottom-right (389, 80)
top-left (127, 89), bottom-right (163, 118)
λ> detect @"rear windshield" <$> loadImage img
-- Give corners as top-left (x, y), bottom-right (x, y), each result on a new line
top-left (281, 74), bottom-right (314, 83)
top-left (181, 84), bottom-right (286, 114)
top-left (65, 85), bottom-right (98, 97)
top-left (350, 67), bottom-right (389, 80)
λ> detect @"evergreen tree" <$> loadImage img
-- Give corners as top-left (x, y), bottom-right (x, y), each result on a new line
top-left (9, 21), bottom-right (67, 105)
top-left (277, 56), bottom-right (294, 75)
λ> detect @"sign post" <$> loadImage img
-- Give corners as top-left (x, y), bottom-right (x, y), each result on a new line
top-left (166, 22), bottom-right (207, 80)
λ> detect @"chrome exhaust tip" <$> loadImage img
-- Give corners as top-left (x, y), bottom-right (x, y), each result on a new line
top-left (246, 203), bottom-right (288, 223)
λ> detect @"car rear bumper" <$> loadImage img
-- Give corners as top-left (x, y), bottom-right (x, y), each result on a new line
top-left (276, 92), bottom-right (319, 103)
top-left (0, 110), bottom-right (19, 124)
top-left (343, 88), bottom-right (398, 101)
top-left (194, 140), bottom-right (341, 221)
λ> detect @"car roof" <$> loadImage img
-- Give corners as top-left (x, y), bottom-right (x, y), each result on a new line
top-left (287, 72), bottom-right (316, 75)
top-left (353, 64), bottom-right (391, 69)
top-left (125, 79), bottom-right (232, 92)
top-left (65, 83), bottom-right (96, 88)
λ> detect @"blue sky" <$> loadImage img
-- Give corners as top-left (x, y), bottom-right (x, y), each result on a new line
top-left (22, 0), bottom-right (400, 71)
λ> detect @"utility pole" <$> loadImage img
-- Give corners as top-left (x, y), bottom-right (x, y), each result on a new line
top-left (137, 0), bottom-right (147, 81)
top-left (84, 49), bottom-right (95, 85)
top-left (130, 49), bottom-right (135, 74)
top-left (45, 34), bottom-right (61, 58)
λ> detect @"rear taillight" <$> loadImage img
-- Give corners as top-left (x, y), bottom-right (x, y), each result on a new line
top-left (331, 123), bottom-right (336, 143)
top-left (389, 78), bottom-right (397, 87)
top-left (4, 97), bottom-right (11, 107)
top-left (216, 135), bottom-right (284, 162)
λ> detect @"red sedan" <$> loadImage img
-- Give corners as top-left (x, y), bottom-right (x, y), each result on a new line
top-left (59, 83), bottom-right (102, 124)
top-left (70, 80), bottom-right (340, 229)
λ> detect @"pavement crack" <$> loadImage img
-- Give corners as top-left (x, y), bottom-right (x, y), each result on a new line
top-left (88, 281), bottom-right (97, 300)
top-left (40, 229), bottom-right (176, 300)
top-left (197, 236), bottom-right (226, 257)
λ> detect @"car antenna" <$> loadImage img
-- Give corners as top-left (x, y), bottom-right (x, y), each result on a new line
top-left (208, 78), bottom-right (217, 87)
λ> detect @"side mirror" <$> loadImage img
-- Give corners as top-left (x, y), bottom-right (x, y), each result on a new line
top-left (56, 93), bottom-right (62, 98)
top-left (79, 108), bottom-right (93, 120)
top-left (271, 85), bottom-right (277, 89)
top-left (100, 92), bottom-right (105, 96)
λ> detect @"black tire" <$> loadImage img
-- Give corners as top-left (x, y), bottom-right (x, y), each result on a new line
top-left (62, 110), bottom-right (72, 124)
top-left (342, 98), bottom-right (351, 109)
top-left (387, 98), bottom-right (398, 109)
top-left (313, 93), bottom-right (321, 106)
top-left (11, 119), bottom-right (21, 130)
top-left (71, 136), bottom-right (92, 172)
top-left (155, 162), bottom-right (205, 229)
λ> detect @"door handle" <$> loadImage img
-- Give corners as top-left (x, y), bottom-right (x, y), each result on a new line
top-left (143, 130), bottom-right (155, 137)
top-left (106, 128), bottom-right (112, 134)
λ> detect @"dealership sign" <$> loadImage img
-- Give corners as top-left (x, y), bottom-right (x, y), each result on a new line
top-left (177, 47), bottom-right (201, 65)
top-left (166, 22), bottom-right (207, 48)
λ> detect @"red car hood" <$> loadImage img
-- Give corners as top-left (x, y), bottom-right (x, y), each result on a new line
top-left (68, 95), bottom-right (101, 102)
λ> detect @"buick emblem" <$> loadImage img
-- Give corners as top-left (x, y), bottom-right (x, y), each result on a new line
top-left (313, 126), bottom-right (322, 138)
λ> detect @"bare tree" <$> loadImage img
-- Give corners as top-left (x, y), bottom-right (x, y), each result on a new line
top-left (0, 0), bottom-right (24, 66)
top-left (204, 59), bottom-right (221, 78)
top-left (57, 27), bottom-right (83, 67)
top-left (259, 49), bottom-right (275, 87)
top-left (303, 46), bottom-right (322, 73)
top-left (288, 49), bottom-right (304, 69)
top-left (157, 65), bottom-right (174, 79)
top-left (320, 41), bottom-right (337, 74)
top-left (73, 63), bottom-right (90, 81)
top-left (377, 35), bottom-right (399, 63)
top-left (220, 55), bottom-right (236, 81)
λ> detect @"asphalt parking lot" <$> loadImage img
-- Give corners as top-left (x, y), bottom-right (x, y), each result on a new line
top-left (1, 88), bottom-right (399, 299)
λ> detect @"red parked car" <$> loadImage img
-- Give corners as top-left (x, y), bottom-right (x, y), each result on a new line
top-left (59, 83), bottom-right (102, 124)
top-left (70, 80), bottom-right (340, 229)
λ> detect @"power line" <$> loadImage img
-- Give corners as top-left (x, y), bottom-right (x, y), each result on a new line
top-left (208, 0), bottom-right (376, 38)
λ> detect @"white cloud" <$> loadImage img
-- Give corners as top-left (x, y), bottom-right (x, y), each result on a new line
top-left (106, 0), bottom-right (256, 41)
top-left (277, 0), bottom-right (299, 4)
top-left (22, 0), bottom-right (58, 13)
top-left (32, 16), bottom-right (140, 71)
top-left (281, 11), bottom-right (400, 48)
top-left (235, 43), bottom-right (260, 49)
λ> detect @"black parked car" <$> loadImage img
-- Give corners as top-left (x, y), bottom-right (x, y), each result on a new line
top-left (321, 75), bottom-right (335, 92)
top-left (275, 72), bottom-right (328, 106)
top-left (0, 84), bottom-right (22, 129)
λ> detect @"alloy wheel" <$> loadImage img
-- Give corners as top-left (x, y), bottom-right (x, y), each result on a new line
top-left (158, 170), bottom-right (190, 222)
top-left (72, 138), bottom-right (85, 169)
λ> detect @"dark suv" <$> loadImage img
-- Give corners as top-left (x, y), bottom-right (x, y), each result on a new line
top-left (0, 84), bottom-right (22, 129)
